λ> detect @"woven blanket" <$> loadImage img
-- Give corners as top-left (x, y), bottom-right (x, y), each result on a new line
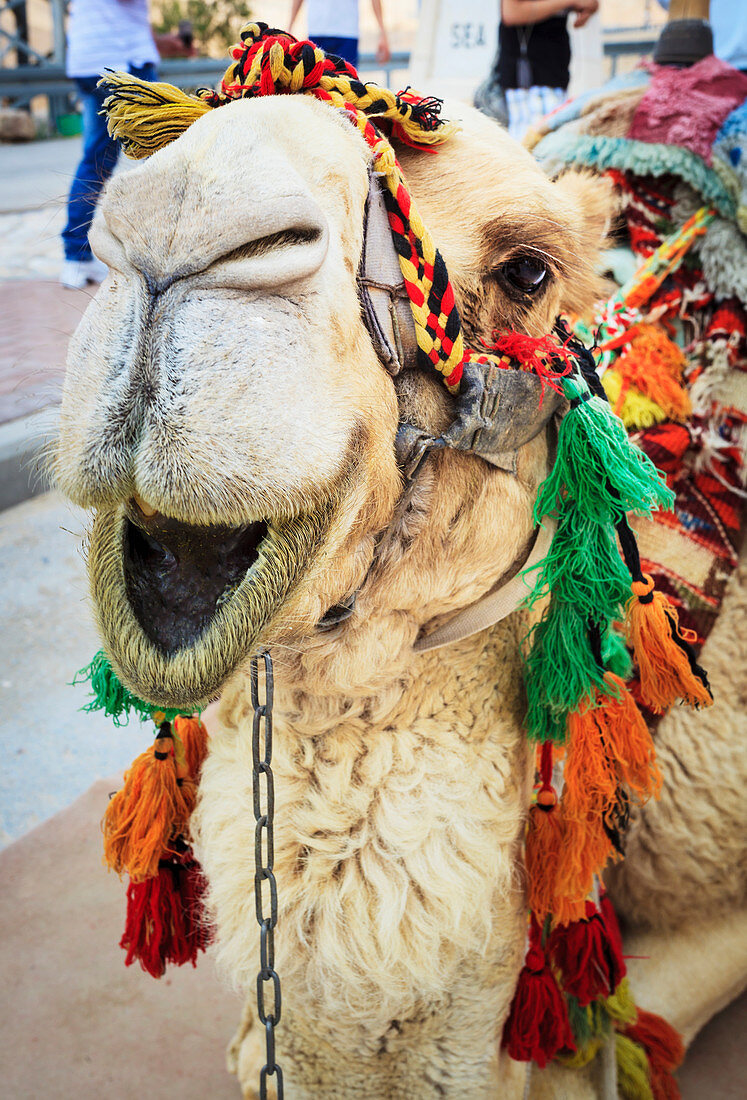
top-left (533, 60), bottom-right (747, 664)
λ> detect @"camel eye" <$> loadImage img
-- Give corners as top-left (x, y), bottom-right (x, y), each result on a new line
top-left (499, 254), bottom-right (549, 296)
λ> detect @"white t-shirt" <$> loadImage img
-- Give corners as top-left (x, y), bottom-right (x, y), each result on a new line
top-left (306, 0), bottom-right (359, 41)
top-left (66, 0), bottom-right (159, 78)
top-left (712, 0), bottom-right (747, 71)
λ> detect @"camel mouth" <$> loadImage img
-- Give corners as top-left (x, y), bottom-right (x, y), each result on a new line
top-left (87, 497), bottom-right (336, 712)
top-left (123, 508), bottom-right (270, 655)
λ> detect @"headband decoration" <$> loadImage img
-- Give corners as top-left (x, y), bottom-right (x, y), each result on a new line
top-left (76, 24), bottom-right (707, 1085)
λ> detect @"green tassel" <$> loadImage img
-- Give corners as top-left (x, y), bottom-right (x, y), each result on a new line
top-left (567, 995), bottom-right (593, 1047)
top-left (523, 368), bottom-right (672, 741)
top-left (587, 999), bottom-right (612, 1040)
top-left (602, 628), bottom-right (632, 680)
top-left (535, 376), bottom-right (674, 525)
top-left (72, 650), bottom-right (181, 726)
top-left (524, 601), bottom-right (610, 742)
top-left (524, 510), bottom-right (631, 623)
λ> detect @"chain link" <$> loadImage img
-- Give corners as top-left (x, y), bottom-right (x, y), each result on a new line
top-left (250, 652), bottom-right (283, 1100)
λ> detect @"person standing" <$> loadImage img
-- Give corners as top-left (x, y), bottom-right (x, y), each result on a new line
top-left (498, 0), bottom-right (599, 139)
top-left (289, 0), bottom-right (391, 71)
top-left (61, 0), bottom-right (159, 289)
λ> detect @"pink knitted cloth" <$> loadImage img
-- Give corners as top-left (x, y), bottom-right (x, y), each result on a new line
top-left (628, 55), bottom-right (747, 164)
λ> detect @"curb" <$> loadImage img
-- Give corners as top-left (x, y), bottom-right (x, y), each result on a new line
top-left (0, 408), bottom-right (57, 511)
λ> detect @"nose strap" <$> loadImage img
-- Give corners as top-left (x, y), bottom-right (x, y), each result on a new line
top-left (357, 170), bottom-right (418, 376)
top-left (397, 358), bottom-right (565, 477)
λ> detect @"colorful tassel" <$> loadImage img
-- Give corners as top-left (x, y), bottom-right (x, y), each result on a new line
top-left (103, 722), bottom-right (193, 881)
top-left (594, 673), bottom-right (662, 799)
top-left (625, 574), bottom-right (713, 712)
top-left (602, 371), bottom-right (667, 430)
top-left (616, 1032), bottom-right (655, 1100)
top-left (549, 899), bottom-right (626, 1005)
top-left (534, 374), bottom-right (674, 525)
top-left (120, 850), bottom-right (211, 977)
top-left (605, 976), bottom-right (638, 1027)
top-left (525, 742), bottom-right (564, 920)
top-left (73, 649), bottom-right (182, 725)
top-left (502, 921), bottom-right (576, 1068)
top-left (625, 1009), bottom-right (684, 1100)
top-left (604, 324), bottom-right (691, 424)
top-left (99, 71), bottom-right (212, 158)
top-left (173, 714), bottom-right (209, 782)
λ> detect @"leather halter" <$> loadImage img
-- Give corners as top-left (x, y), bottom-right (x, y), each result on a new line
top-left (317, 172), bottom-right (560, 641)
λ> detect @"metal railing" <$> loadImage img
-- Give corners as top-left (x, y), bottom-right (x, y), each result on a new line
top-left (0, 51), bottom-right (412, 128)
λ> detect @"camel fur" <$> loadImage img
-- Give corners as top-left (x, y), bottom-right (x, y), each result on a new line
top-left (55, 92), bottom-right (746, 1098)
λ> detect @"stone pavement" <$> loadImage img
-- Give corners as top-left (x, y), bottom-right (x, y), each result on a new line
top-left (0, 491), bottom-right (147, 848)
top-left (0, 136), bottom-right (102, 506)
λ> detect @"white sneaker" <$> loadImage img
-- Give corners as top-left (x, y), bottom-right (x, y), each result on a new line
top-left (60, 257), bottom-right (109, 289)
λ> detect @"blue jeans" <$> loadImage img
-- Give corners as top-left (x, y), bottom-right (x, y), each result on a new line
top-left (313, 35), bottom-right (359, 70)
top-left (62, 62), bottom-right (158, 262)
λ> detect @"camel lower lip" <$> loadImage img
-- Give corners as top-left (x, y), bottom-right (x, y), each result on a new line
top-left (123, 513), bottom-right (269, 654)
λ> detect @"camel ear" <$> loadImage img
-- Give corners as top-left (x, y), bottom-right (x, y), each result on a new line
top-left (552, 170), bottom-right (617, 315)
top-left (554, 169), bottom-right (616, 253)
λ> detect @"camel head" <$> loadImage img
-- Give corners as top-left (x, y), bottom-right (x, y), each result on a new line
top-left (55, 88), bottom-right (611, 710)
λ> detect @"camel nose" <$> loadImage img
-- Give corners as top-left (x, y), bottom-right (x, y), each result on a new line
top-left (95, 168), bottom-right (330, 293)
top-left (198, 200), bottom-right (330, 292)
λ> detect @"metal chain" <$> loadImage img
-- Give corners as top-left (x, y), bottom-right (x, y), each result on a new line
top-left (250, 651), bottom-right (283, 1099)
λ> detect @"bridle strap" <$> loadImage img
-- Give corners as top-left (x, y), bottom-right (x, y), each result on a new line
top-left (414, 519), bottom-right (556, 652)
top-left (329, 171), bottom-right (559, 642)
top-left (357, 169), bottom-right (418, 376)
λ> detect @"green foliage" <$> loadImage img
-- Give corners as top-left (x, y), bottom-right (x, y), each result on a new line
top-left (152, 0), bottom-right (253, 55)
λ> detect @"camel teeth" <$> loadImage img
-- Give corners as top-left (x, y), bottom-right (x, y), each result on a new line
top-left (133, 493), bottom-right (158, 518)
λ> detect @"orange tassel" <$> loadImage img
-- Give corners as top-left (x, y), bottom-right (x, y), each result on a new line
top-left (598, 673), bottom-right (662, 801)
top-left (555, 811), bottom-right (613, 925)
top-left (526, 797), bottom-right (564, 921)
top-left (614, 325), bottom-right (691, 422)
top-left (626, 575), bottom-right (713, 713)
top-left (526, 743), bottom-right (565, 920)
top-left (173, 715), bottom-right (209, 781)
top-left (554, 703), bottom-right (617, 919)
top-left (103, 723), bottom-right (191, 882)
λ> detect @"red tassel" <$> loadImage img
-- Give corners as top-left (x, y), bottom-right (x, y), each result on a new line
top-left (120, 850), bottom-right (211, 977)
top-left (502, 920), bottom-right (576, 1067)
top-left (549, 898), bottom-right (626, 1006)
top-left (625, 1008), bottom-right (685, 1100)
top-left (490, 330), bottom-right (575, 392)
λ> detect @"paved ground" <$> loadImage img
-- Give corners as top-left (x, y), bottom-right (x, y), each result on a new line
top-left (0, 280), bottom-right (89, 424)
top-left (0, 491), bottom-right (146, 847)
top-left (0, 137), bottom-right (102, 509)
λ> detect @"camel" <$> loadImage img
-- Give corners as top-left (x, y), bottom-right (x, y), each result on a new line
top-left (54, 53), bottom-right (746, 1100)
